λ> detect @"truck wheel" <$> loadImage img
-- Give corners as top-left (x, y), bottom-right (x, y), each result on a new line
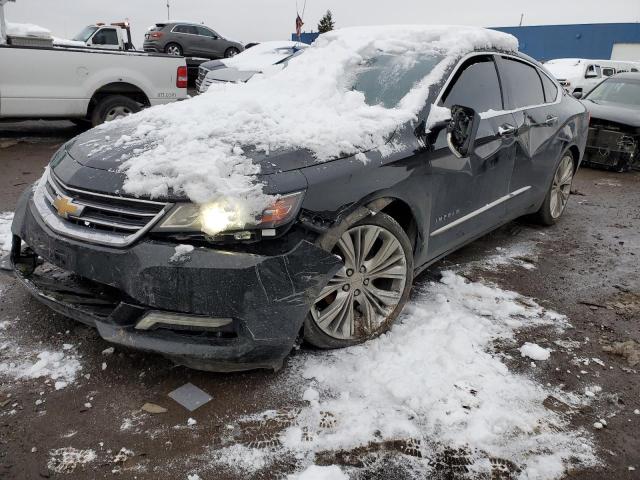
top-left (304, 212), bottom-right (414, 349)
top-left (165, 43), bottom-right (183, 56)
top-left (224, 47), bottom-right (240, 58)
top-left (91, 95), bottom-right (140, 126)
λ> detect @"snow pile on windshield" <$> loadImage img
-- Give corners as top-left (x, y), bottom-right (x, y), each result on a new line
top-left (109, 26), bottom-right (517, 219)
top-left (5, 22), bottom-right (51, 38)
top-left (206, 272), bottom-right (597, 478)
top-left (221, 41), bottom-right (307, 71)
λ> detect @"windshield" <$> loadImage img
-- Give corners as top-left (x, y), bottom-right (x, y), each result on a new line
top-left (586, 79), bottom-right (640, 106)
top-left (352, 53), bottom-right (443, 108)
top-left (73, 26), bottom-right (98, 42)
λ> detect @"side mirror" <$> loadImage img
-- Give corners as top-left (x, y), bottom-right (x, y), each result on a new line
top-left (446, 105), bottom-right (480, 158)
top-left (572, 91), bottom-right (583, 99)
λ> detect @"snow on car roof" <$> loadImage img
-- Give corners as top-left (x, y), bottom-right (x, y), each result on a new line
top-left (107, 25), bottom-right (517, 221)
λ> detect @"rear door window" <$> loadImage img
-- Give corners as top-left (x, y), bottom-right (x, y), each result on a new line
top-left (175, 25), bottom-right (198, 35)
top-left (441, 55), bottom-right (503, 113)
top-left (602, 67), bottom-right (615, 77)
top-left (539, 72), bottom-right (559, 103)
top-left (498, 57), bottom-right (545, 108)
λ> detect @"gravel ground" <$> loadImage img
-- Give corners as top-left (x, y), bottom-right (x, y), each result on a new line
top-left (0, 120), bottom-right (638, 479)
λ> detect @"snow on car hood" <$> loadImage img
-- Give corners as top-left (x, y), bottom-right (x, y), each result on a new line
top-left (544, 59), bottom-right (583, 80)
top-left (219, 41), bottom-right (307, 72)
top-left (98, 25), bottom-right (517, 222)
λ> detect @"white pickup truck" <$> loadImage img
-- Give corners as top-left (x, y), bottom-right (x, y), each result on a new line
top-left (0, 19), bottom-right (188, 126)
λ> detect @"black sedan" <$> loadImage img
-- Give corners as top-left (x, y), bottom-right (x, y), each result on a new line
top-left (579, 73), bottom-right (640, 171)
top-left (7, 27), bottom-right (589, 372)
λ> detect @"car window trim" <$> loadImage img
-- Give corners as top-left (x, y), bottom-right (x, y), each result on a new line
top-left (440, 53), bottom-right (506, 111)
top-left (171, 24), bottom-right (201, 36)
top-left (437, 52), bottom-right (562, 119)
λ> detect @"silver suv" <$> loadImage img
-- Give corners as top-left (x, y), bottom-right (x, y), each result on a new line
top-left (143, 22), bottom-right (243, 59)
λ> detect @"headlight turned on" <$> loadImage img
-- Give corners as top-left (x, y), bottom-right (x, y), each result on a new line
top-left (154, 191), bottom-right (305, 238)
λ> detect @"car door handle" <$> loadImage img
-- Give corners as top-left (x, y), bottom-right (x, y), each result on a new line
top-left (498, 124), bottom-right (517, 137)
top-left (545, 115), bottom-right (559, 126)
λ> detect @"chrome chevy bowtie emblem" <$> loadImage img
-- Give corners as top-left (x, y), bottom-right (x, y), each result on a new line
top-left (53, 195), bottom-right (85, 219)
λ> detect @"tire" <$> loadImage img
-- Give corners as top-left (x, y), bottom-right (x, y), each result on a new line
top-left (164, 43), bottom-right (183, 56)
top-left (224, 47), bottom-right (240, 58)
top-left (532, 151), bottom-right (575, 225)
top-left (90, 95), bottom-right (140, 127)
top-left (304, 212), bottom-right (414, 349)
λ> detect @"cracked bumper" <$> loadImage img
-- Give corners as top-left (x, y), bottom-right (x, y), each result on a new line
top-left (9, 189), bottom-right (341, 371)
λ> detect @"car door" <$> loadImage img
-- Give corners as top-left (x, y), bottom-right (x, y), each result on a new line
top-left (195, 26), bottom-right (225, 58)
top-left (88, 27), bottom-right (120, 50)
top-left (495, 56), bottom-right (564, 216)
top-left (172, 24), bottom-right (198, 56)
top-left (427, 54), bottom-right (517, 259)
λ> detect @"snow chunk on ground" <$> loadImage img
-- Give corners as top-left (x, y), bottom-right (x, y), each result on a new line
top-left (6, 22), bottom-right (51, 38)
top-left (0, 212), bottom-right (14, 252)
top-left (0, 350), bottom-right (82, 389)
top-left (289, 465), bottom-right (348, 480)
top-left (47, 447), bottom-right (96, 474)
top-left (211, 271), bottom-right (595, 478)
top-left (169, 244), bottom-right (195, 262)
top-left (520, 342), bottom-right (552, 361)
top-left (103, 26), bottom-right (516, 225)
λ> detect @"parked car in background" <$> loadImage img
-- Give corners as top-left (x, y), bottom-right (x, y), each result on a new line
top-left (580, 72), bottom-right (640, 171)
top-left (143, 22), bottom-right (243, 59)
top-left (0, 22), bottom-right (187, 126)
top-left (196, 41), bottom-right (307, 92)
top-left (545, 58), bottom-right (640, 96)
top-left (8, 26), bottom-right (588, 372)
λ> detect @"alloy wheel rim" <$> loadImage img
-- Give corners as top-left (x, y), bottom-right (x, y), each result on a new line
top-left (104, 106), bottom-right (132, 122)
top-left (311, 225), bottom-right (407, 340)
top-left (550, 155), bottom-right (574, 219)
top-left (167, 46), bottom-right (181, 55)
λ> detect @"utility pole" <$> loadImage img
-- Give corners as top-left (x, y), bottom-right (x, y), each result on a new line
top-left (519, 13), bottom-right (524, 26)
top-left (166, 0), bottom-right (170, 21)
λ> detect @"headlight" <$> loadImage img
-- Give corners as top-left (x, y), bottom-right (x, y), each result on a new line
top-left (155, 191), bottom-right (305, 236)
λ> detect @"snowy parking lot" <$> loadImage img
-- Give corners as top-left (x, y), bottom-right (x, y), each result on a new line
top-left (0, 123), bottom-right (638, 479)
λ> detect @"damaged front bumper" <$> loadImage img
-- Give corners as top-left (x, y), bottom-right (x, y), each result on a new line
top-left (7, 189), bottom-right (341, 372)
top-left (583, 121), bottom-right (639, 171)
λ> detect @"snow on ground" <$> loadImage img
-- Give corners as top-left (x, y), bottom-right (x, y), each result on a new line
top-left (96, 26), bottom-right (516, 227)
top-left (0, 317), bottom-right (82, 391)
top-left (206, 271), bottom-right (597, 479)
top-left (288, 465), bottom-right (349, 480)
top-left (47, 447), bottom-right (96, 474)
top-left (520, 342), bottom-right (552, 361)
top-left (0, 211), bottom-right (14, 252)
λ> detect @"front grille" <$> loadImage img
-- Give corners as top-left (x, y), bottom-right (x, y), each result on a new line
top-left (195, 66), bottom-right (209, 92)
top-left (37, 169), bottom-right (171, 246)
top-left (585, 123), bottom-right (638, 169)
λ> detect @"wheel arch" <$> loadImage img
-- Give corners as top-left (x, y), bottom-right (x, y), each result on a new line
top-left (87, 82), bottom-right (150, 119)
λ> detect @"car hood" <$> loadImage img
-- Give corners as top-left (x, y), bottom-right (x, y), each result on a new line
top-left (66, 122), bottom-right (346, 177)
top-left (582, 99), bottom-right (640, 127)
top-left (205, 67), bottom-right (258, 83)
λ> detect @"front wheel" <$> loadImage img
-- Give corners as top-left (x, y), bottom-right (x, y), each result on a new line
top-left (304, 213), bottom-right (414, 349)
top-left (532, 152), bottom-right (575, 225)
top-left (224, 47), bottom-right (240, 58)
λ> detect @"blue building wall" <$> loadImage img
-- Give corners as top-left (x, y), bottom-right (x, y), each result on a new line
top-left (493, 23), bottom-right (640, 61)
top-left (294, 24), bottom-right (640, 62)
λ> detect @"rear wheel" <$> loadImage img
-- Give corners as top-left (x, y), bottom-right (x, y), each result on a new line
top-left (532, 152), bottom-right (575, 225)
top-left (90, 95), bottom-right (140, 127)
top-left (304, 213), bottom-right (414, 349)
top-left (224, 47), bottom-right (240, 58)
top-left (165, 43), bottom-right (183, 56)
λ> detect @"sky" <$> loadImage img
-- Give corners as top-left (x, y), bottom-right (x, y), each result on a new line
top-left (3, 0), bottom-right (640, 47)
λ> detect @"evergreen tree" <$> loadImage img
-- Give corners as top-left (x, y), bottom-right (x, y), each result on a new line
top-left (317, 10), bottom-right (335, 33)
